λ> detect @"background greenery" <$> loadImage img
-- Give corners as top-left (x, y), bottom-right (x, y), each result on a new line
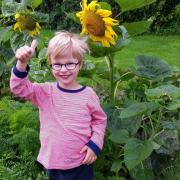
top-left (0, 0), bottom-right (180, 180)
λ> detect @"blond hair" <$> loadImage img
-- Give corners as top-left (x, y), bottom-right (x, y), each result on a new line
top-left (47, 31), bottom-right (90, 64)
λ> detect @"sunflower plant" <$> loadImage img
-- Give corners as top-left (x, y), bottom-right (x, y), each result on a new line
top-left (75, 0), bottom-right (157, 105)
top-left (1, 0), bottom-right (49, 53)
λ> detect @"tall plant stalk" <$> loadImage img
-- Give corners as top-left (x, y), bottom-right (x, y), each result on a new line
top-left (106, 53), bottom-right (116, 105)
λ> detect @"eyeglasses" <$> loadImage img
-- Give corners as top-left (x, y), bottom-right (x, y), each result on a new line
top-left (50, 62), bottom-right (79, 71)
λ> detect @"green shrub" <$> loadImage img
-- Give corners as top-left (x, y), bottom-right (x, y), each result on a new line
top-left (0, 97), bottom-right (46, 179)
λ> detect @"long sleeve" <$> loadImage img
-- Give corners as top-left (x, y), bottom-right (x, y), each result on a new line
top-left (10, 65), bottom-right (50, 107)
top-left (86, 89), bottom-right (107, 155)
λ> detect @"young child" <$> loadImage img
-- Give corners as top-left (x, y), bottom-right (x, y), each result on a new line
top-left (10, 31), bottom-right (107, 180)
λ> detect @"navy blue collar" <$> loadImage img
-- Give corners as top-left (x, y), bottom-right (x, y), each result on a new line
top-left (57, 83), bottom-right (86, 93)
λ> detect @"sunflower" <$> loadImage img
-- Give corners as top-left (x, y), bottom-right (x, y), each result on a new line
top-left (14, 13), bottom-right (41, 37)
top-left (76, 0), bottom-right (119, 47)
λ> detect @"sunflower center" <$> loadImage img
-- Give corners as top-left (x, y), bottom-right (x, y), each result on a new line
top-left (83, 11), bottom-right (105, 36)
top-left (18, 15), bottom-right (36, 30)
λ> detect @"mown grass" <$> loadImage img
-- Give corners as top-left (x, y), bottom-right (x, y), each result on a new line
top-left (114, 35), bottom-right (180, 70)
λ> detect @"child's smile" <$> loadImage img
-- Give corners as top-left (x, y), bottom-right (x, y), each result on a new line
top-left (51, 54), bottom-right (82, 90)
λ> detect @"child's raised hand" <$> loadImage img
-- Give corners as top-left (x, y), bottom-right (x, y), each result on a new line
top-left (15, 39), bottom-right (37, 64)
top-left (80, 145), bottom-right (97, 165)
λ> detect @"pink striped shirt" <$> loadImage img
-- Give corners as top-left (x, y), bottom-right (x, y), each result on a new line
top-left (10, 66), bottom-right (107, 169)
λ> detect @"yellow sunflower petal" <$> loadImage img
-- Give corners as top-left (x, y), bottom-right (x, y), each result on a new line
top-left (35, 27), bottom-right (40, 34)
top-left (36, 22), bottom-right (41, 30)
top-left (96, 9), bottom-right (112, 17)
top-left (29, 30), bottom-right (35, 37)
top-left (106, 25), bottom-right (118, 38)
top-left (76, 11), bottom-right (82, 18)
top-left (101, 38), bottom-right (110, 47)
top-left (81, 27), bottom-right (87, 34)
top-left (103, 17), bottom-right (119, 26)
top-left (13, 23), bottom-right (19, 31)
top-left (105, 30), bottom-right (114, 41)
top-left (15, 13), bottom-right (21, 20)
top-left (14, 22), bottom-right (23, 31)
top-left (88, 0), bottom-right (99, 12)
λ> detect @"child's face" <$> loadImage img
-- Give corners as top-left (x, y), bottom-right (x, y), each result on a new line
top-left (50, 53), bottom-right (82, 89)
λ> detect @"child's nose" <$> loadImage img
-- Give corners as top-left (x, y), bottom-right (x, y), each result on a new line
top-left (60, 65), bottom-right (68, 72)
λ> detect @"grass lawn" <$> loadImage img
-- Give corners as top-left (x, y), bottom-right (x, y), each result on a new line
top-left (114, 35), bottom-right (180, 70)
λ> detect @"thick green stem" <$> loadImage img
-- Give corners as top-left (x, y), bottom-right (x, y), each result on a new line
top-left (107, 54), bottom-right (115, 105)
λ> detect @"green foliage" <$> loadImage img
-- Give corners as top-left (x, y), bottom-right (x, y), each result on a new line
top-left (115, 0), bottom-right (156, 12)
top-left (0, 0), bottom-right (179, 179)
top-left (123, 20), bottom-right (153, 36)
top-left (131, 55), bottom-right (172, 80)
top-left (0, 97), bottom-right (46, 179)
top-left (120, 0), bottom-right (180, 35)
top-left (38, 0), bottom-right (80, 30)
top-left (97, 55), bottom-right (180, 178)
top-left (124, 139), bottom-right (154, 170)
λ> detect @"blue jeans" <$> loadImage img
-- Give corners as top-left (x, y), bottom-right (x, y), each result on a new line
top-left (46, 164), bottom-right (94, 180)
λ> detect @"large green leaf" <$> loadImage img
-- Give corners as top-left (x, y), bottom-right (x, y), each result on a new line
top-left (120, 102), bottom-right (159, 119)
top-left (155, 130), bottom-right (180, 155)
top-left (99, 2), bottom-right (111, 10)
top-left (32, 0), bottom-right (43, 9)
top-left (111, 160), bottom-right (122, 174)
top-left (124, 139), bottom-right (153, 170)
top-left (19, 0), bottom-right (42, 9)
top-left (0, 45), bottom-right (14, 59)
top-left (2, 0), bottom-right (25, 16)
top-left (109, 129), bottom-right (130, 144)
top-left (145, 85), bottom-right (180, 99)
top-left (162, 121), bottom-right (180, 134)
top-left (120, 102), bottom-right (147, 119)
top-left (106, 106), bottom-right (142, 135)
top-left (166, 99), bottom-right (180, 111)
top-left (131, 55), bottom-right (171, 80)
top-left (10, 33), bottom-right (26, 53)
top-left (0, 27), bottom-right (13, 43)
top-left (106, 108), bottom-right (122, 132)
top-left (120, 117), bottom-right (142, 135)
top-left (123, 20), bottom-right (152, 36)
top-left (34, 12), bottom-right (49, 23)
top-left (115, 0), bottom-right (156, 12)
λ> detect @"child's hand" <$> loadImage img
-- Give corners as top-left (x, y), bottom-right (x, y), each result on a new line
top-left (15, 39), bottom-right (37, 64)
top-left (80, 145), bottom-right (97, 165)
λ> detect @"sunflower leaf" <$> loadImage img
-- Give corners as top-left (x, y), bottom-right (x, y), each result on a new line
top-left (32, 0), bottom-right (43, 9)
top-left (145, 85), bottom-right (180, 99)
top-left (131, 55), bottom-right (171, 80)
top-left (166, 99), bottom-right (180, 111)
top-left (2, 0), bottom-right (24, 16)
top-left (99, 2), bottom-right (111, 10)
top-left (124, 139), bottom-right (154, 170)
top-left (115, 0), bottom-right (156, 13)
top-left (123, 20), bottom-right (153, 36)
top-left (0, 27), bottom-right (13, 43)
